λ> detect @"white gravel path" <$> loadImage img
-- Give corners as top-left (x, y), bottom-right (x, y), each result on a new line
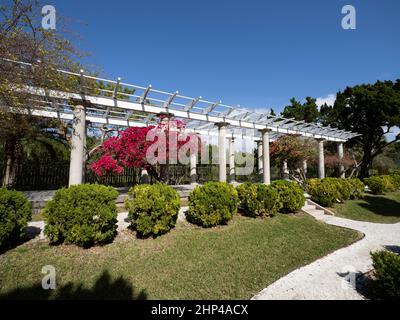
top-left (252, 208), bottom-right (400, 300)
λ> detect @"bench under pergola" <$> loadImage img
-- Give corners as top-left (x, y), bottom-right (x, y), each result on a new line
top-left (6, 60), bottom-right (359, 186)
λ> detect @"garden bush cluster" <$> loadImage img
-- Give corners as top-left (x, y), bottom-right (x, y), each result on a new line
top-left (125, 183), bottom-right (180, 237)
top-left (187, 182), bottom-right (239, 227)
top-left (43, 184), bottom-right (118, 247)
top-left (237, 183), bottom-right (281, 217)
top-left (0, 188), bottom-right (31, 249)
top-left (364, 174), bottom-right (399, 195)
top-left (306, 178), bottom-right (364, 207)
top-left (371, 250), bottom-right (400, 299)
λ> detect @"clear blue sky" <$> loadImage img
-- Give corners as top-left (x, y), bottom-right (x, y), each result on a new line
top-left (52, 0), bottom-right (399, 113)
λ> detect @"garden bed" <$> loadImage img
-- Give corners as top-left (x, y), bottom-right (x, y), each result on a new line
top-left (0, 213), bottom-right (361, 299)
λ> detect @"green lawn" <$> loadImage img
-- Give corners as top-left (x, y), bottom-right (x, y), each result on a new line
top-left (333, 191), bottom-right (400, 224)
top-left (0, 213), bottom-right (361, 300)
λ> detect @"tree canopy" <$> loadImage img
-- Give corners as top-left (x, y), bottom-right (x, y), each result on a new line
top-left (321, 80), bottom-right (400, 178)
top-left (281, 97), bottom-right (319, 123)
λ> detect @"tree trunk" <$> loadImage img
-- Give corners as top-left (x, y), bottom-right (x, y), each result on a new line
top-left (2, 138), bottom-right (18, 187)
top-left (359, 149), bottom-right (373, 179)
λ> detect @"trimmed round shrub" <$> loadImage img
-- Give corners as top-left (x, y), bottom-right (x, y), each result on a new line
top-left (364, 175), bottom-right (396, 195)
top-left (125, 183), bottom-right (180, 237)
top-left (273, 180), bottom-right (305, 213)
top-left (371, 250), bottom-right (400, 299)
top-left (306, 178), bottom-right (338, 207)
top-left (0, 188), bottom-right (31, 249)
top-left (389, 173), bottom-right (400, 190)
top-left (307, 178), bottom-right (364, 207)
top-left (43, 184), bottom-right (118, 247)
top-left (348, 178), bottom-right (365, 199)
top-left (328, 178), bottom-right (352, 201)
top-left (237, 183), bottom-right (281, 217)
top-left (187, 182), bottom-right (238, 227)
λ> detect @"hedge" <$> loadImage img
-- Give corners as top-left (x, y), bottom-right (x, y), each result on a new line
top-left (364, 175), bottom-right (396, 195)
top-left (272, 180), bottom-right (305, 213)
top-left (306, 178), bottom-right (365, 207)
top-left (43, 184), bottom-right (118, 247)
top-left (187, 182), bottom-right (239, 227)
top-left (125, 183), bottom-right (180, 237)
top-left (237, 183), bottom-right (281, 217)
top-left (0, 188), bottom-right (31, 249)
top-left (371, 250), bottom-right (400, 299)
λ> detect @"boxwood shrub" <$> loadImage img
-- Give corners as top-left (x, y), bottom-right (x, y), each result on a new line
top-left (237, 183), bottom-right (281, 217)
top-left (388, 173), bottom-right (400, 190)
top-left (0, 188), bottom-right (32, 249)
top-left (187, 182), bottom-right (238, 227)
top-left (348, 178), bottom-right (365, 199)
top-left (272, 180), bottom-right (305, 213)
top-left (43, 184), bottom-right (118, 247)
top-left (371, 250), bottom-right (400, 299)
top-left (364, 175), bottom-right (396, 195)
top-left (306, 178), bottom-right (365, 207)
top-left (125, 183), bottom-right (180, 237)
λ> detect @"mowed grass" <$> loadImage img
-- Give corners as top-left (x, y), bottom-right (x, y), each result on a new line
top-left (333, 191), bottom-right (400, 224)
top-left (0, 213), bottom-right (361, 300)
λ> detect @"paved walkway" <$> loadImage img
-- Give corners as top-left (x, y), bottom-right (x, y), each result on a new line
top-left (252, 204), bottom-right (400, 300)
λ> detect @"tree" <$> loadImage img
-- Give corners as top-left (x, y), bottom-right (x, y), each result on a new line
top-left (89, 118), bottom-right (202, 183)
top-left (270, 135), bottom-right (315, 186)
top-left (0, 0), bottom-right (83, 186)
top-left (281, 97), bottom-right (319, 123)
top-left (321, 80), bottom-right (400, 178)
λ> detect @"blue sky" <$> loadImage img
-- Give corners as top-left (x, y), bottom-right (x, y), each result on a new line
top-left (51, 0), bottom-right (399, 114)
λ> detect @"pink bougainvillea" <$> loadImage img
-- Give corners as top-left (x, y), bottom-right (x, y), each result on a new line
top-left (89, 119), bottom-right (201, 178)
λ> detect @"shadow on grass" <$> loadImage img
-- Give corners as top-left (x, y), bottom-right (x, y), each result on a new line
top-left (358, 194), bottom-right (400, 218)
top-left (0, 270), bottom-right (147, 300)
top-left (0, 226), bottom-right (41, 255)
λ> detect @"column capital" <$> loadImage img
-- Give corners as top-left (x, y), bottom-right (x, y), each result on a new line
top-left (315, 138), bottom-right (326, 142)
top-left (215, 122), bottom-right (230, 128)
top-left (157, 111), bottom-right (174, 119)
top-left (70, 98), bottom-right (91, 108)
top-left (258, 128), bottom-right (272, 134)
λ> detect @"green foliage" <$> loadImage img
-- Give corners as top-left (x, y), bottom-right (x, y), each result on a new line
top-left (237, 183), bottom-right (281, 217)
top-left (364, 175), bottom-right (396, 195)
top-left (371, 250), bottom-right (400, 299)
top-left (187, 182), bottom-right (238, 227)
top-left (389, 173), bottom-right (400, 189)
top-left (320, 80), bottom-right (400, 179)
top-left (348, 178), bottom-right (365, 199)
top-left (43, 184), bottom-right (118, 247)
top-left (306, 178), bottom-right (364, 207)
top-left (272, 180), bottom-right (305, 213)
top-left (0, 188), bottom-right (31, 249)
top-left (282, 97), bottom-right (319, 123)
top-left (125, 183), bottom-right (180, 237)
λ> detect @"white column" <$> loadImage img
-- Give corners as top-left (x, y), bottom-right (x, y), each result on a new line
top-left (317, 139), bottom-right (325, 179)
top-left (260, 129), bottom-right (271, 185)
top-left (216, 122), bottom-right (228, 182)
top-left (282, 160), bottom-right (289, 180)
top-left (69, 104), bottom-right (86, 186)
top-left (302, 159), bottom-right (308, 176)
top-left (338, 142), bottom-right (345, 178)
top-left (190, 151), bottom-right (197, 185)
top-left (257, 140), bottom-right (263, 177)
top-left (229, 137), bottom-right (235, 183)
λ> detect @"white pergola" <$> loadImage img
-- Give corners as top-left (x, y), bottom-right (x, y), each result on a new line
top-left (4, 60), bottom-right (359, 186)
